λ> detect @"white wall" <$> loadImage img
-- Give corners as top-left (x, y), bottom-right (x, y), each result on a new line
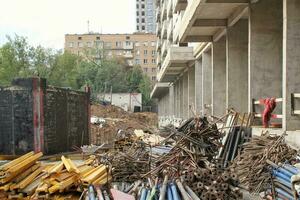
top-left (98, 93), bottom-right (142, 112)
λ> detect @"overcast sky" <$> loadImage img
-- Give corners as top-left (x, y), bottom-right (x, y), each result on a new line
top-left (0, 0), bottom-right (136, 50)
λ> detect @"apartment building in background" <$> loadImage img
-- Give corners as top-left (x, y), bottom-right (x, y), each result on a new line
top-left (136, 0), bottom-right (156, 33)
top-left (65, 33), bottom-right (158, 83)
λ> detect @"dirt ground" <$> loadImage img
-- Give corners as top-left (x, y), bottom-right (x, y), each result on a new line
top-left (90, 104), bottom-right (158, 144)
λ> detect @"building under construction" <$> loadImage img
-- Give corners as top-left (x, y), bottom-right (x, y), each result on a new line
top-left (151, 0), bottom-right (300, 135)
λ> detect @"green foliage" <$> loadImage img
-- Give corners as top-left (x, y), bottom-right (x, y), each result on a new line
top-left (0, 35), bottom-right (153, 106)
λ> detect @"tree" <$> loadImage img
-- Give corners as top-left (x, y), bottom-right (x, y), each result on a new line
top-left (0, 35), bottom-right (154, 106)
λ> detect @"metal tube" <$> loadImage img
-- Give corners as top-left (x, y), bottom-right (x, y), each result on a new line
top-left (273, 170), bottom-right (291, 182)
top-left (275, 188), bottom-right (294, 200)
top-left (184, 185), bottom-right (200, 200)
top-left (88, 185), bottom-right (96, 200)
top-left (170, 182), bottom-right (181, 200)
top-left (167, 185), bottom-right (173, 200)
top-left (140, 188), bottom-right (148, 200)
top-left (159, 175), bottom-right (168, 200)
top-left (175, 180), bottom-right (191, 200)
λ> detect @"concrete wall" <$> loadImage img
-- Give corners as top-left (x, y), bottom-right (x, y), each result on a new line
top-left (179, 77), bottom-right (184, 118)
top-left (101, 93), bottom-right (142, 112)
top-left (202, 49), bottom-right (212, 116)
top-left (249, 0), bottom-right (283, 115)
top-left (169, 84), bottom-right (175, 116)
top-left (195, 59), bottom-right (203, 115)
top-left (226, 19), bottom-right (248, 113)
top-left (212, 36), bottom-right (226, 116)
top-left (188, 65), bottom-right (196, 118)
top-left (182, 71), bottom-right (189, 119)
top-left (283, 0), bottom-right (300, 131)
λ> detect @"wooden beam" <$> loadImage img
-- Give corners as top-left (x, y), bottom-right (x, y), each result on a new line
top-left (193, 19), bottom-right (227, 27)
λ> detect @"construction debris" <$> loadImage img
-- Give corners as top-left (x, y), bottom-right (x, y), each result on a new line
top-left (0, 152), bottom-right (111, 199)
top-left (231, 132), bottom-right (297, 193)
top-left (91, 104), bottom-right (158, 145)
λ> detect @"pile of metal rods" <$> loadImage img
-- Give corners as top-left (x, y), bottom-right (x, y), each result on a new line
top-left (231, 132), bottom-right (297, 192)
top-left (110, 141), bottom-right (150, 182)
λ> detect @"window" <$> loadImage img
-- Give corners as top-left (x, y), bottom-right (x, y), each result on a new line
top-left (135, 59), bottom-right (140, 64)
top-left (141, 4), bottom-right (145, 9)
top-left (78, 42), bottom-right (83, 47)
top-left (142, 26), bottom-right (145, 30)
top-left (143, 59), bottom-right (148, 64)
top-left (136, 4), bottom-right (139, 9)
top-left (69, 42), bottom-right (74, 48)
top-left (136, 18), bottom-right (139, 23)
top-left (152, 59), bottom-right (156, 64)
top-left (137, 26), bottom-right (139, 30)
top-left (152, 76), bottom-right (156, 81)
top-left (141, 11), bottom-right (145, 16)
top-left (126, 36), bottom-right (130, 40)
top-left (116, 41), bottom-right (122, 47)
top-left (136, 11), bottom-right (139, 16)
top-left (78, 36), bottom-right (82, 40)
top-left (142, 18), bottom-right (145, 23)
top-left (87, 42), bottom-right (92, 47)
top-left (152, 67), bottom-right (156, 72)
top-left (96, 36), bottom-right (100, 40)
top-left (144, 50), bottom-right (148, 55)
top-left (151, 42), bottom-right (156, 47)
top-left (144, 68), bottom-right (148, 72)
top-left (152, 50), bottom-right (155, 55)
top-left (136, 50), bottom-right (140, 55)
top-left (126, 41), bottom-right (131, 46)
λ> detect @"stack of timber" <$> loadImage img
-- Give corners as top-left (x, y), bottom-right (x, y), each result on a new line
top-left (0, 152), bottom-right (111, 199)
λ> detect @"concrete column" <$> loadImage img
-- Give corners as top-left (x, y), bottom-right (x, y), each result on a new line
top-left (195, 59), bottom-right (203, 115)
top-left (169, 84), bottom-right (175, 116)
top-left (283, 0), bottom-right (300, 130)
top-left (226, 19), bottom-right (248, 113)
top-left (212, 36), bottom-right (226, 117)
top-left (202, 49), bottom-right (212, 116)
top-left (183, 71), bottom-right (189, 119)
top-left (188, 65), bottom-right (195, 118)
top-left (249, 1), bottom-right (283, 117)
top-left (179, 77), bottom-right (184, 118)
top-left (176, 81), bottom-right (180, 118)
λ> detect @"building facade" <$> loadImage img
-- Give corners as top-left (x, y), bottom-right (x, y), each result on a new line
top-left (136, 0), bottom-right (156, 33)
top-left (152, 0), bottom-right (300, 133)
top-left (65, 33), bottom-right (158, 83)
top-left (97, 93), bottom-right (142, 112)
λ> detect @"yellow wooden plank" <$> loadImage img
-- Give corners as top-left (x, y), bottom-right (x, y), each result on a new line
top-left (81, 165), bottom-right (106, 185)
top-left (95, 175), bottom-right (112, 185)
top-left (12, 163), bottom-right (41, 184)
top-left (61, 156), bottom-right (80, 174)
top-left (7, 152), bottom-right (43, 174)
top-left (47, 162), bottom-right (64, 174)
top-left (18, 166), bottom-right (44, 189)
top-left (0, 151), bottom-right (34, 171)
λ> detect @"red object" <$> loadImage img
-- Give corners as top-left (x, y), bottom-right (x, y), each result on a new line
top-left (262, 98), bottom-right (276, 128)
top-left (110, 189), bottom-right (135, 200)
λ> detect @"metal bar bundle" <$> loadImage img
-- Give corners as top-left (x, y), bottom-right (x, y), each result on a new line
top-left (231, 133), bottom-right (297, 193)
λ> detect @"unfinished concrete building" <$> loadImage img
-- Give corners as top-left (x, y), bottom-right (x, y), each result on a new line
top-left (151, 0), bottom-right (300, 135)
